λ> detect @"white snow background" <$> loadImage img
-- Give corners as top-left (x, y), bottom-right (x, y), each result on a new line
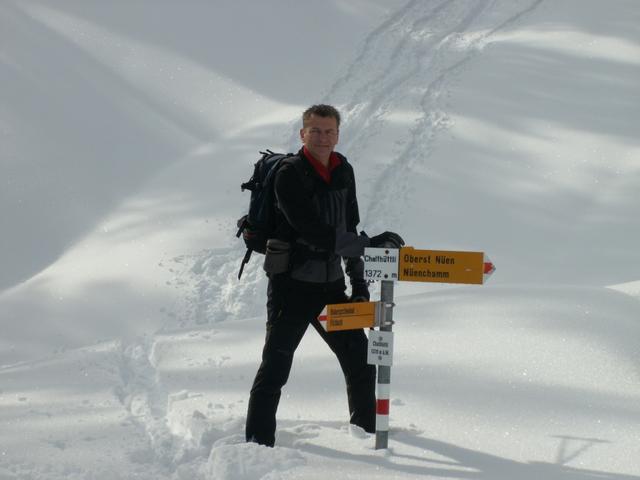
top-left (1, 0), bottom-right (639, 479)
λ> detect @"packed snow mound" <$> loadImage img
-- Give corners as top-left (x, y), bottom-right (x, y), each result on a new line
top-left (204, 443), bottom-right (305, 480)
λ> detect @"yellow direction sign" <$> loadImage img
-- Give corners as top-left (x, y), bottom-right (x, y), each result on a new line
top-left (318, 301), bottom-right (378, 331)
top-left (398, 247), bottom-right (495, 284)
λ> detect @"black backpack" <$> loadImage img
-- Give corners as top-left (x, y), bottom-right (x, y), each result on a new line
top-left (235, 150), bottom-right (312, 279)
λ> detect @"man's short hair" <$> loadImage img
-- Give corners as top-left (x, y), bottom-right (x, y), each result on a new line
top-left (302, 104), bottom-right (341, 129)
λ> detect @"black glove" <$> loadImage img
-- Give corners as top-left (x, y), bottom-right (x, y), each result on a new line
top-left (368, 231), bottom-right (405, 249)
top-left (350, 280), bottom-right (370, 302)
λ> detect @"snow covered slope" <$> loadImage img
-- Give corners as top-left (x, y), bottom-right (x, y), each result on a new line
top-left (2, 286), bottom-right (639, 479)
top-left (1, 0), bottom-right (639, 479)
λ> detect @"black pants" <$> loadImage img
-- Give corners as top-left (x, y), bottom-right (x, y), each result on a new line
top-left (245, 276), bottom-right (376, 447)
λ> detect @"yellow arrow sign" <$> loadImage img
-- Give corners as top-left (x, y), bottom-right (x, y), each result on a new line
top-left (398, 247), bottom-right (495, 284)
top-left (318, 301), bottom-right (378, 331)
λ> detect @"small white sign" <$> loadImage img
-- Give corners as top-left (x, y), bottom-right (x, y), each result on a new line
top-left (363, 247), bottom-right (399, 282)
top-left (367, 330), bottom-right (394, 366)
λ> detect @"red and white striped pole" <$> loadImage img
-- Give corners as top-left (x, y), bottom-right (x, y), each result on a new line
top-left (375, 279), bottom-right (394, 449)
top-left (376, 382), bottom-right (390, 438)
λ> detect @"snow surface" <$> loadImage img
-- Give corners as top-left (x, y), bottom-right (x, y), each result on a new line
top-left (1, 0), bottom-right (640, 479)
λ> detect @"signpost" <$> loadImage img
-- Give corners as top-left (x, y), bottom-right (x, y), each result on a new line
top-left (365, 247), bottom-right (495, 285)
top-left (367, 330), bottom-right (393, 367)
top-left (318, 301), bottom-right (380, 332)
top-left (321, 245), bottom-right (496, 450)
top-left (373, 280), bottom-right (394, 449)
top-left (363, 248), bottom-right (399, 281)
top-left (398, 247), bottom-right (495, 284)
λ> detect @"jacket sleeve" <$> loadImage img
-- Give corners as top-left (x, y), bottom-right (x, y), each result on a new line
top-left (342, 164), bottom-right (368, 290)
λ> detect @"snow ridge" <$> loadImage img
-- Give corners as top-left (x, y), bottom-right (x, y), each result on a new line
top-left (323, 0), bottom-right (545, 230)
top-left (113, 337), bottom-right (250, 477)
top-left (160, 247), bottom-right (265, 328)
top-left (114, 339), bottom-right (176, 468)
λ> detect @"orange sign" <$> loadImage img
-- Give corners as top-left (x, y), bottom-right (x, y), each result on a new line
top-left (398, 247), bottom-right (494, 284)
top-left (318, 302), bottom-right (378, 331)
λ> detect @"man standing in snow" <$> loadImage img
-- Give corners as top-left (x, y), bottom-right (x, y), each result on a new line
top-left (245, 104), bottom-right (404, 446)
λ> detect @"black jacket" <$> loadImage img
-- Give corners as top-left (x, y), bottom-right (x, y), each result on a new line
top-left (274, 150), bottom-right (368, 291)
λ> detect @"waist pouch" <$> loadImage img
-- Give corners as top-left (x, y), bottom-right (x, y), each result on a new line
top-left (263, 239), bottom-right (291, 274)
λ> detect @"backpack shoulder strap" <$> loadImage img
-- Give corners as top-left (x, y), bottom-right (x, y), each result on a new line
top-left (280, 154), bottom-right (316, 195)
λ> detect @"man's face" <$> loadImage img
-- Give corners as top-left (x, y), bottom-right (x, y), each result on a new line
top-left (300, 114), bottom-right (339, 161)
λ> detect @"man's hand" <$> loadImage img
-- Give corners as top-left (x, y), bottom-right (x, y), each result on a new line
top-left (369, 231), bottom-right (405, 249)
top-left (350, 282), bottom-right (370, 303)
top-left (350, 294), bottom-right (368, 303)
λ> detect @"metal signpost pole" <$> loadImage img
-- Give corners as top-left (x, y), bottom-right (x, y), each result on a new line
top-left (362, 245), bottom-right (494, 450)
top-left (375, 279), bottom-right (394, 450)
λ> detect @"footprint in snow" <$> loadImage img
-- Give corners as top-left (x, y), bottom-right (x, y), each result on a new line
top-left (205, 443), bottom-right (305, 480)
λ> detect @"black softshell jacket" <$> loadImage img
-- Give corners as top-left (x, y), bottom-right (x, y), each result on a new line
top-left (273, 150), bottom-right (367, 289)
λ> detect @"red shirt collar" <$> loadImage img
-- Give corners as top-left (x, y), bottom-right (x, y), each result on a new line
top-left (303, 146), bottom-right (341, 183)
